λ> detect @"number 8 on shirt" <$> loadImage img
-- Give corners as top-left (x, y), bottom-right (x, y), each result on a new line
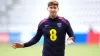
top-left (49, 29), bottom-right (57, 41)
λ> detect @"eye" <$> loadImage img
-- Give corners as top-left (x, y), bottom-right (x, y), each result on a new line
top-left (54, 7), bottom-right (57, 9)
top-left (50, 7), bottom-right (53, 9)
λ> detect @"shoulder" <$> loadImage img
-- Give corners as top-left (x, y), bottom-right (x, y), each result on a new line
top-left (39, 17), bottom-right (48, 26)
top-left (58, 16), bottom-right (70, 25)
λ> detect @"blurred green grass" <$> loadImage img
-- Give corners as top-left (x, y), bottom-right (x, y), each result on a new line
top-left (0, 44), bottom-right (100, 56)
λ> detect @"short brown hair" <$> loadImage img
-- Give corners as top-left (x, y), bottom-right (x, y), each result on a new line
top-left (48, 1), bottom-right (59, 7)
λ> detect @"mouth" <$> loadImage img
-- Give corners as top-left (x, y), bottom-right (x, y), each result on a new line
top-left (51, 12), bottom-right (55, 14)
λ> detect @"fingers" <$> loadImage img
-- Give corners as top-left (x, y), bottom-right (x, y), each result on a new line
top-left (12, 45), bottom-right (16, 49)
top-left (67, 40), bottom-right (74, 45)
top-left (12, 43), bottom-right (16, 49)
top-left (12, 42), bottom-right (19, 49)
top-left (11, 42), bottom-right (24, 49)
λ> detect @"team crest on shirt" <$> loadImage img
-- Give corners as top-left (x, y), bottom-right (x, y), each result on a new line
top-left (57, 23), bottom-right (62, 27)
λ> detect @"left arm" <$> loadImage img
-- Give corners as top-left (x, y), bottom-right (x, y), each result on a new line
top-left (65, 20), bottom-right (75, 44)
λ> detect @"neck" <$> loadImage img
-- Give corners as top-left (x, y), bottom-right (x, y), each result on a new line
top-left (49, 15), bottom-right (58, 19)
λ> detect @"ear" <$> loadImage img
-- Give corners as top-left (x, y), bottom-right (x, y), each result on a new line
top-left (58, 7), bottom-right (59, 10)
top-left (47, 7), bottom-right (49, 11)
top-left (47, 7), bottom-right (48, 10)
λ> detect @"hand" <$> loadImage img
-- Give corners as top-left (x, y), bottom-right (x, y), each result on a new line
top-left (12, 42), bottom-right (24, 49)
top-left (67, 37), bottom-right (74, 45)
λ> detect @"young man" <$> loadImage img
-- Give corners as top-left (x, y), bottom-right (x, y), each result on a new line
top-left (12, 1), bottom-right (75, 56)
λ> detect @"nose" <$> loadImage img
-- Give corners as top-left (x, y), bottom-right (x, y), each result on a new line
top-left (52, 8), bottom-right (55, 10)
top-left (51, 8), bottom-right (55, 11)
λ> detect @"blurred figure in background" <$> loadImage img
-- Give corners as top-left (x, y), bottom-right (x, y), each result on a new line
top-left (12, 0), bottom-right (75, 56)
top-left (87, 26), bottom-right (100, 45)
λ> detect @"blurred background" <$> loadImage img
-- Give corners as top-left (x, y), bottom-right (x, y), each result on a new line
top-left (0, 0), bottom-right (100, 56)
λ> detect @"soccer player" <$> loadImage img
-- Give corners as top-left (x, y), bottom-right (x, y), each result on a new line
top-left (12, 1), bottom-right (75, 56)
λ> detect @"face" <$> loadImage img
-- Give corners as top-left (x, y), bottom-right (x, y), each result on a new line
top-left (47, 5), bottom-right (59, 17)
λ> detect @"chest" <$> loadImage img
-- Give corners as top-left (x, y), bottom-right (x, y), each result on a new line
top-left (42, 20), bottom-right (66, 35)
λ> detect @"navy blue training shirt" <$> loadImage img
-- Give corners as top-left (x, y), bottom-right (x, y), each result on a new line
top-left (24, 16), bottom-right (74, 56)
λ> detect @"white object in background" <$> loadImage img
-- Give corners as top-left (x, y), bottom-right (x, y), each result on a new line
top-left (20, 31), bottom-right (33, 43)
